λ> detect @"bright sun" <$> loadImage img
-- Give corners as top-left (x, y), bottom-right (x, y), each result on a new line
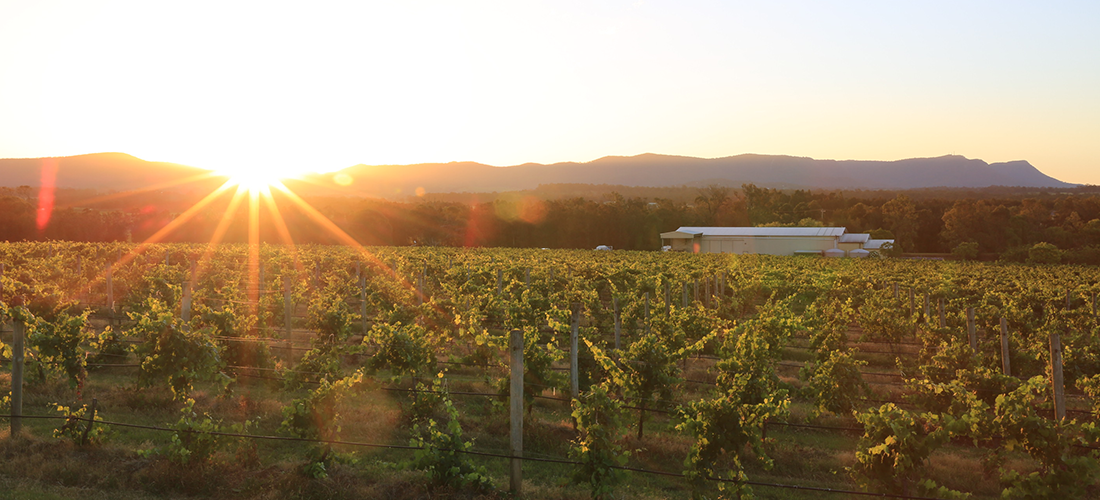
top-left (210, 163), bottom-right (306, 192)
top-left (200, 154), bottom-right (341, 191)
top-left (223, 169), bottom-right (283, 191)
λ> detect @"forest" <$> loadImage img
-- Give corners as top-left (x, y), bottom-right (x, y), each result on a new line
top-left (2, 183), bottom-right (1100, 263)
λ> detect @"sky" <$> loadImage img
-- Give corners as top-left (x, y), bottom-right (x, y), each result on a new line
top-left (1, 0), bottom-right (1097, 184)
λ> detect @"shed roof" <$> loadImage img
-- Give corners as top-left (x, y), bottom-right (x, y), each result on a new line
top-left (839, 233), bottom-right (871, 243)
top-left (660, 230), bottom-right (702, 239)
top-left (864, 239), bottom-right (895, 249)
top-left (673, 227), bottom-right (846, 237)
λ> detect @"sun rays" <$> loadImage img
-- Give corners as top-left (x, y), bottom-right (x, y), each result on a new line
top-left (67, 169), bottom-right (429, 324)
top-left (29, 156), bottom-right (463, 332)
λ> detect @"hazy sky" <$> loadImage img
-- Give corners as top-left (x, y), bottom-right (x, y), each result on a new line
top-left (1, 1), bottom-right (1097, 183)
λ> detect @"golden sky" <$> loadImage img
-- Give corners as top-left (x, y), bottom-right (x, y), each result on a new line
top-left (1, 1), bottom-right (1097, 184)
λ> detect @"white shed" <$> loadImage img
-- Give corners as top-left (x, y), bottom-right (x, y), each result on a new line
top-left (657, 229), bottom-right (703, 252)
top-left (838, 233), bottom-right (870, 252)
top-left (660, 227), bottom-right (846, 256)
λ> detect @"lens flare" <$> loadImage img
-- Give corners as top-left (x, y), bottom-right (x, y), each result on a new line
top-left (36, 158), bottom-right (59, 233)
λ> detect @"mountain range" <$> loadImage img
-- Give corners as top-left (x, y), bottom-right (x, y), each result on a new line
top-left (0, 152), bottom-right (1078, 197)
top-left (0, 153), bottom-right (226, 193)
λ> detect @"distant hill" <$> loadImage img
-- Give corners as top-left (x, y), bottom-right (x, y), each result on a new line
top-left (0, 152), bottom-right (1076, 197)
top-left (288, 153), bottom-right (1077, 197)
top-left (0, 153), bottom-right (225, 193)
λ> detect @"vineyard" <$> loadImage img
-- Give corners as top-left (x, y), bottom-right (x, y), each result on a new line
top-left (1, 241), bottom-right (1099, 499)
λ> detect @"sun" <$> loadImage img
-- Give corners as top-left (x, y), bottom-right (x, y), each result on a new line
top-left (176, 149), bottom-right (350, 191)
top-left (224, 169), bottom-right (282, 192)
top-left (211, 164), bottom-right (301, 192)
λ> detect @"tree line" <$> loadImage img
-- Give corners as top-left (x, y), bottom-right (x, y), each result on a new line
top-left (2, 183), bottom-right (1099, 263)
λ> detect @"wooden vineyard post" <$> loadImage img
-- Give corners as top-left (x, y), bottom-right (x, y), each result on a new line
top-left (418, 271), bottom-right (425, 306)
top-left (189, 259), bottom-right (197, 283)
top-left (644, 292), bottom-right (650, 335)
top-left (893, 282), bottom-right (899, 299)
top-left (1050, 333), bottom-right (1066, 421)
top-left (1065, 289), bottom-right (1071, 309)
top-left (571, 303), bottom-right (580, 399)
top-left (694, 279), bottom-right (699, 304)
top-left (283, 276), bottom-right (293, 337)
top-left (525, 268), bottom-right (531, 290)
top-left (509, 328), bottom-right (524, 495)
top-left (359, 275), bottom-right (368, 334)
top-left (11, 317), bottom-right (24, 435)
top-left (613, 296), bottom-right (621, 352)
top-left (923, 293), bottom-right (930, 323)
top-left (181, 281), bottom-right (192, 323)
top-left (80, 398), bottom-right (98, 446)
top-left (719, 271), bottom-right (726, 297)
top-left (664, 282), bottom-right (671, 316)
top-left (1093, 292), bottom-right (1098, 318)
top-left (967, 307), bottom-right (976, 352)
top-left (1000, 317), bottom-right (1011, 376)
top-left (909, 288), bottom-right (915, 317)
top-left (704, 278), bottom-right (710, 308)
top-left (165, 249), bottom-right (170, 266)
top-left (682, 283), bottom-right (688, 308)
top-left (938, 298), bottom-right (946, 329)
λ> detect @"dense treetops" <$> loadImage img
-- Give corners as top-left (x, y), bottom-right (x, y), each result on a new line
top-left (2, 184), bottom-right (1100, 264)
